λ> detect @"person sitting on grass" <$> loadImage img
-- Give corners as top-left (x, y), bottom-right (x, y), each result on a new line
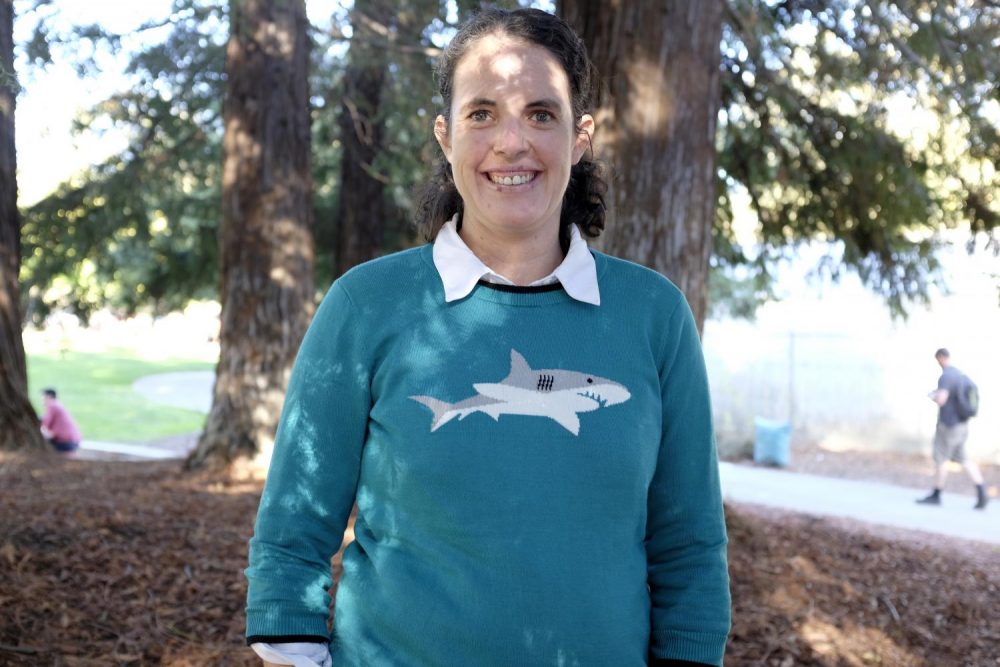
top-left (40, 388), bottom-right (82, 456)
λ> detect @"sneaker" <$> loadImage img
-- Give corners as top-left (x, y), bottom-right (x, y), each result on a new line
top-left (916, 493), bottom-right (941, 505)
top-left (974, 496), bottom-right (988, 510)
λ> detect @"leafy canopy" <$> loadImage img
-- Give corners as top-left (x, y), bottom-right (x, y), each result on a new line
top-left (17, 0), bottom-right (999, 321)
top-left (715, 0), bottom-right (998, 318)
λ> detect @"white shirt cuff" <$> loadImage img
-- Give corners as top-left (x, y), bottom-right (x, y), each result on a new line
top-left (250, 641), bottom-right (332, 667)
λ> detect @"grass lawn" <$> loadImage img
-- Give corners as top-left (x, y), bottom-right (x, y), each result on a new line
top-left (27, 349), bottom-right (214, 443)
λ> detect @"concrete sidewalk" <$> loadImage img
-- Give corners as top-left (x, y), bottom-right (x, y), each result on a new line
top-left (720, 462), bottom-right (998, 545)
top-left (131, 370), bottom-right (214, 412)
top-left (79, 440), bottom-right (184, 460)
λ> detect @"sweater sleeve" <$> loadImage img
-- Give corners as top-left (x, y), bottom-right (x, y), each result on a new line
top-left (245, 281), bottom-right (372, 641)
top-left (646, 299), bottom-right (731, 666)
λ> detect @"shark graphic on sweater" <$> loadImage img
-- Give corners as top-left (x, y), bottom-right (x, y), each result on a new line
top-left (410, 350), bottom-right (631, 435)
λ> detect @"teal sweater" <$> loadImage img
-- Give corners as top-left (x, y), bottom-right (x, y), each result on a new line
top-left (245, 245), bottom-right (731, 666)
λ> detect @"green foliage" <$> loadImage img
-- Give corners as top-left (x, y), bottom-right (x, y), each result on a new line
top-left (719, 0), bottom-right (999, 317)
top-left (27, 350), bottom-right (212, 442)
top-left (708, 262), bottom-right (775, 321)
top-left (18, 0), bottom-right (994, 322)
top-left (20, 0), bottom-right (226, 323)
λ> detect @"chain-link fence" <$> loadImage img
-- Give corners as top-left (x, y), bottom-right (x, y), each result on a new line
top-left (703, 321), bottom-right (1000, 464)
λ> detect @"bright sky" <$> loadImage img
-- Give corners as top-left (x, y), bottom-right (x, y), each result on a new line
top-left (13, 0), bottom-right (341, 206)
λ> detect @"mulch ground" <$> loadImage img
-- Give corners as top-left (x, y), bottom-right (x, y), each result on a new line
top-left (1, 452), bottom-right (998, 666)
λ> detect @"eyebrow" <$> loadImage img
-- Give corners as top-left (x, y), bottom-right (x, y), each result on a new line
top-left (460, 97), bottom-right (496, 112)
top-left (526, 98), bottom-right (563, 111)
top-left (459, 97), bottom-right (565, 112)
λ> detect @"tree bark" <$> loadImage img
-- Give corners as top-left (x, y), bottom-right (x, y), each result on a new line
top-left (0, 0), bottom-right (45, 452)
top-left (559, 0), bottom-right (723, 333)
top-left (187, 0), bottom-right (314, 469)
top-left (334, 0), bottom-right (390, 276)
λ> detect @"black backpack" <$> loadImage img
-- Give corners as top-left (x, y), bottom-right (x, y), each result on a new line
top-left (955, 374), bottom-right (980, 421)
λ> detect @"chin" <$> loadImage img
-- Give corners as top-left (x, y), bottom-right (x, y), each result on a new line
top-left (491, 214), bottom-right (554, 233)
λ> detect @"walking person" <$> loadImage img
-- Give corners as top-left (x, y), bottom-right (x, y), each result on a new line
top-left (245, 7), bottom-right (730, 666)
top-left (917, 348), bottom-right (988, 509)
top-left (39, 387), bottom-right (82, 456)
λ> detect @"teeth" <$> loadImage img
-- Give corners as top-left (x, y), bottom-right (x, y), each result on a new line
top-left (491, 173), bottom-right (534, 186)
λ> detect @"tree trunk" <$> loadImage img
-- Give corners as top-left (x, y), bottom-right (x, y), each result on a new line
top-left (334, 0), bottom-right (390, 276)
top-left (0, 0), bottom-right (45, 452)
top-left (187, 0), bottom-right (314, 469)
top-left (559, 0), bottom-right (723, 333)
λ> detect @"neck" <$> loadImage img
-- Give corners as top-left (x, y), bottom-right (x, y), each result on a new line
top-left (459, 221), bottom-right (564, 285)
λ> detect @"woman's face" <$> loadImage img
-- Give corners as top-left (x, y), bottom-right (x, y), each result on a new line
top-left (435, 34), bottom-right (593, 243)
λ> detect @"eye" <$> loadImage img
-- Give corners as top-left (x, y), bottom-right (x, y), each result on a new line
top-left (470, 110), bottom-right (491, 122)
top-left (586, 378), bottom-right (593, 384)
top-left (531, 110), bottom-right (554, 123)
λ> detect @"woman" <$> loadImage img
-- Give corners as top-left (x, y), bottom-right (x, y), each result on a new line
top-left (246, 8), bottom-right (730, 667)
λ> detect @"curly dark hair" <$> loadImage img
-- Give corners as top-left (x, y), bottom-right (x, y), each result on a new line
top-left (413, 7), bottom-right (607, 252)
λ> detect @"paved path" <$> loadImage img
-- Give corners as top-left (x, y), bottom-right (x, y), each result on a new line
top-left (84, 370), bottom-right (999, 545)
top-left (720, 462), bottom-right (998, 545)
top-left (80, 440), bottom-right (184, 460)
top-left (131, 370), bottom-right (214, 412)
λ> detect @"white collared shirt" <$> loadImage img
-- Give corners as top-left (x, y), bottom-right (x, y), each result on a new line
top-left (432, 216), bottom-right (601, 305)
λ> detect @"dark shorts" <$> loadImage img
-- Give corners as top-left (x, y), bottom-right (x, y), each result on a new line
top-left (48, 439), bottom-right (80, 453)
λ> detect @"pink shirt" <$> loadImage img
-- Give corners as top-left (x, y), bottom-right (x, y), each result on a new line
top-left (42, 401), bottom-right (82, 443)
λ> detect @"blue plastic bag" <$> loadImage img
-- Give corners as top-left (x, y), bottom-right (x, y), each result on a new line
top-left (753, 417), bottom-right (791, 467)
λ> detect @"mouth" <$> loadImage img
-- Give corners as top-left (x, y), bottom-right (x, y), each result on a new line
top-left (486, 171), bottom-right (538, 187)
top-left (578, 390), bottom-right (608, 408)
top-left (579, 385), bottom-right (631, 407)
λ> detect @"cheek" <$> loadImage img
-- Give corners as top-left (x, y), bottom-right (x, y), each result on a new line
top-left (456, 139), bottom-right (493, 173)
top-left (545, 132), bottom-right (577, 160)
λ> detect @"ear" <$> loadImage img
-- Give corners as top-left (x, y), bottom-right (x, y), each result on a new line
top-left (571, 113), bottom-right (595, 165)
top-left (434, 115), bottom-right (452, 162)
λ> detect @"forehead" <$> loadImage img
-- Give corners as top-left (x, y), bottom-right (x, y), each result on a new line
top-left (452, 34), bottom-right (572, 105)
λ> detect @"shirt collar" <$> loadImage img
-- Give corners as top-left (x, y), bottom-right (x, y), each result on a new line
top-left (432, 217), bottom-right (600, 305)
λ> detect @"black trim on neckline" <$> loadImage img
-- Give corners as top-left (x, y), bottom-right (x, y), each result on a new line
top-left (476, 280), bottom-right (563, 294)
top-left (246, 634), bottom-right (328, 646)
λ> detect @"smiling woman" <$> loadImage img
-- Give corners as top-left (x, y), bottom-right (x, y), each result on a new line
top-left (431, 32), bottom-right (593, 275)
top-left (245, 7), bottom-right (730, 667)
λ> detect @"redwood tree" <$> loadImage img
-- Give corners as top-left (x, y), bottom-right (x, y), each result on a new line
top-left (560, 0), bottom-right (723, 333)
top-left (334, 0), bottom-right (390, 276)
top-left (187, 0), bottom-right (314, 469)
top-left (0, 0), bottom-right (44, 452)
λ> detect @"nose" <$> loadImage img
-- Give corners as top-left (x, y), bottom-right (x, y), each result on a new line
top-left (493, 119), bottom-right (528, 157)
